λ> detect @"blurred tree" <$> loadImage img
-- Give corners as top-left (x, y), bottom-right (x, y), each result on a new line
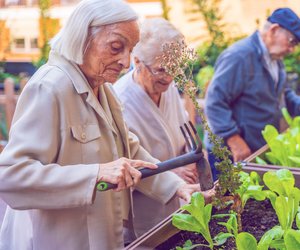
top-left (161, 0), bottom-right (171, 20)
top-left (189, 0), bottom-right (244, 90)
top-left (193, 0), bottom-right (243, 67)
top-left (36, 0), bottom-right (60, 68)
top-left (0, 20), bottom-right (10, 60)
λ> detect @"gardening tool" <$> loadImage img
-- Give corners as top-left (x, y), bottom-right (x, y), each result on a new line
top-left (97, 121), bottom-right (214, 192)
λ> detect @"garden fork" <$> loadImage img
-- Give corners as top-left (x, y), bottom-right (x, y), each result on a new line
top-left (180, 121), bottom-right (214, 191)
top-left (97, 121), bottom-right (214, 191)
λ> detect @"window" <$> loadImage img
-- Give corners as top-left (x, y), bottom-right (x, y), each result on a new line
top-left (14, 38), bottom-right (25, 49)
top-left (30, 38), bottom-right (38, 49)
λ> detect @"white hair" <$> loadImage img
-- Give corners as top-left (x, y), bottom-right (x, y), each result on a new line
top-left (262, 21), bottom-right (273, 33)
top-left (50, 0), bottom-right (138, 64)
top-left (132, 17), bottom-right (184, 64)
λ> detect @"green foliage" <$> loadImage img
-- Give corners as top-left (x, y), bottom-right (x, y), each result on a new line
top-left (35, 0), bottom-right (52, 68)
top-left (160, 0), bottom-right (170, 20)
top-left (236, 232), bottom-right (257, 250)
top-left (257, 169), bottom-right (300, 249)
top-left (285, 229), bottom-right (300, 250)
top-left (213, 213), bottom-right (237, 244)
top-left (191, 0), bottom-right (245, 89)
top-left (284, 46), bottom-right (300, 76)
top-left (257, 226), bottom-right (284, 250)
top-left (263, 169), bottom-right (295, 198)
top-left (0, 72), bottom-right (18, 83)
top-left (260, 108), bottom-right (300, 167)
top-left (236, 171), bottom-right (266, 210)
top-left (172, 169), bottom-right (300, 250)
top-left (172, 192), bottom-right (213, 249)
top-left (195, 65), bottom-right (214, 96)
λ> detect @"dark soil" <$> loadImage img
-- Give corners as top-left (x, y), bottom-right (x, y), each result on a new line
top-left (156, 199), bottom-right (278, 250)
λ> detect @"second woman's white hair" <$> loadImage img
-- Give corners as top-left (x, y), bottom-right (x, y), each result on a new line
top-left (50, 0), bottom-right (138, 64)
top-left (133, 18), bottom-right (184, 64)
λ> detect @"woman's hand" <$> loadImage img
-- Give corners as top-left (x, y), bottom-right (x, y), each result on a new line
top-left (171, 163), bottom-right (198, 184)
top-left (97, 158), bottom-right (157, 191)
top-left (176, 183), bottom-right (215, 203)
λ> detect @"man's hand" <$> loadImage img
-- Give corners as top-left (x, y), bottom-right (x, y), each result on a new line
top-left (226, 134), bottom-right (252, 162)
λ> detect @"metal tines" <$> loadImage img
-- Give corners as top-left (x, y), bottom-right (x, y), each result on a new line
top-left (180, 121), bottom-right (203, 154)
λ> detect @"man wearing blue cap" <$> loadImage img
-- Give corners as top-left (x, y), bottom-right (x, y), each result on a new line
top-left (204, 8), bottom-right (300, 180)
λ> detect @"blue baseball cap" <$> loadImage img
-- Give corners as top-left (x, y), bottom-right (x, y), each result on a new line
top-left (267, 8), bottom-right (300, 41)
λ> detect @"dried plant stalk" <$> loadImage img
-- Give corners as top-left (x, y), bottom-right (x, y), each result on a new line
top-left (158, 40), bottom-right (242, 208)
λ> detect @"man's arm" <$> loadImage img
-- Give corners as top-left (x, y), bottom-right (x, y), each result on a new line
top-left (285, 84), bottom-right (300, 116)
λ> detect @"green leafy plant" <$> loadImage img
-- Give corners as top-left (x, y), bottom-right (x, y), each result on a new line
top-left (188, 0), bottom-right (245, 91)
top-left (233, 171), bottom-right (266, 230)
top-left (173, 170), bottom-right (300, 250)
top-left (172, 192), bottom-right (213, 249)
top-left (257, 108), bottom-right (300, 167)
top-left (256, 169), bottom-right (300, 250)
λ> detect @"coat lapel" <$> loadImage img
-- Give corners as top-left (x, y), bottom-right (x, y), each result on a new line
top-left (48, 51), bottom-right (116, 132)
top-left (103, 83), bottom-right (130, 157)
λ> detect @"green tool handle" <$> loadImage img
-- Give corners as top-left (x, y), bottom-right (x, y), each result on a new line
top-left (97, 151), bottom-right (203, 191)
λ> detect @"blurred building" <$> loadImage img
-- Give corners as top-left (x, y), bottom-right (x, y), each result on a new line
top-left (0, 0), bottom-right (162, 64)
top-left (0, 0), bottom-right (300, 67)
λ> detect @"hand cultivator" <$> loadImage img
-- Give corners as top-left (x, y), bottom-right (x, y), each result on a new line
top-left (97, 121), bottom-right (214, 191)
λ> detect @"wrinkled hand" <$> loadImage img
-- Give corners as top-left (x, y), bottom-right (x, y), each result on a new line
top-left (226, 134), bottom-right (251, 162)
top-left (176, 183), bottom-right (215, 203)
top-left (97, 157), bottom-right (157, 192)
top-left (172, 163), bottom-right (198, 184)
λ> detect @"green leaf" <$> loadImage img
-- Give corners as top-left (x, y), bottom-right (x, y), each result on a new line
top-left (257, 225), bottom-right (284, 250)
top-left (181, 192), bottom-right (205, 224)
top-left (172, 214), bottom-right (202, 233)
top-left (263, 190), bottom-right (277, 209)
top-left (263, 169), bottom-right (295, 197)
top-left (282, 107), bottom-right (292, 126)
top-left (213, 232), bottom-right (233, 246)
top-left (183, 240), bottom-right (193, 247)
top-left (256, 156), bottom-right (267, 165)
top-left (173, 192), bottom-right (213, 248)
top-left (289, 156), bottom-right (300, 165)
top-left (242, 191), bottom-right (266, 208)
top-left (250, 171), bottom-right (262, 185)
top-left (262, 125), bottom-right (279, 146)
top-left (275, 196), bottom-right (289, 229)
top-left (296, 212), bottom-right (300, 229)
top-left (236, 232), bottom-right (257, 250)
top-left (285, 229), bottom-right (300, 250)
top-left (175, 240), bottom-right (197, 250)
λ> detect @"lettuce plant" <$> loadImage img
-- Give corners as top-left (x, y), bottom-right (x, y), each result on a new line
top-left (258, 108), bottom-right (300, 167)
top-left (173, 169), bottom-right (300, 250)
top-left (172, 192), bottom-right (213, 249)
top-left (257, 169), bottom-right (300, 250)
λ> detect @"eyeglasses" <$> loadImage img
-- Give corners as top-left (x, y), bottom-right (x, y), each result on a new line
top-left (142, 62), bottom-right (170, 77)
top-left (279, 27), bottom-right (299, 48)
top-left (288, 36), bottom-right (299, 47)
top-left (281, 28), bottom-right (299, 47)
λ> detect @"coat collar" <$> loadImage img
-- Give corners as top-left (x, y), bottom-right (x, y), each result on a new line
top-left (250, 31), bottom-right (286, 94)
top-left (48, 51), bottom-right (130, 156)
top-left (47, 51), bottom-right (116, 131)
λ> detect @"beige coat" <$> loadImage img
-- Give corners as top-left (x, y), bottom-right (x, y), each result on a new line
top-left (0, 51), bottom-right (184, 250)
top-left (114, 71), bottom-right (188, 236)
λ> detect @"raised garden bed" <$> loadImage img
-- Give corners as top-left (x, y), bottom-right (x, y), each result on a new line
top-left (126, 164), bottom-right (300, 249)
top-left (126, 199), bottom-right (280, 250)
top-left (243, 145), bottom-right (300, 187)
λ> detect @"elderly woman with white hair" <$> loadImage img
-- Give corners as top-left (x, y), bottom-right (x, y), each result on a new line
top-left (0, 1), bottom-right (206, 249)
top-left (114, 18), bottom-right (200, 238)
